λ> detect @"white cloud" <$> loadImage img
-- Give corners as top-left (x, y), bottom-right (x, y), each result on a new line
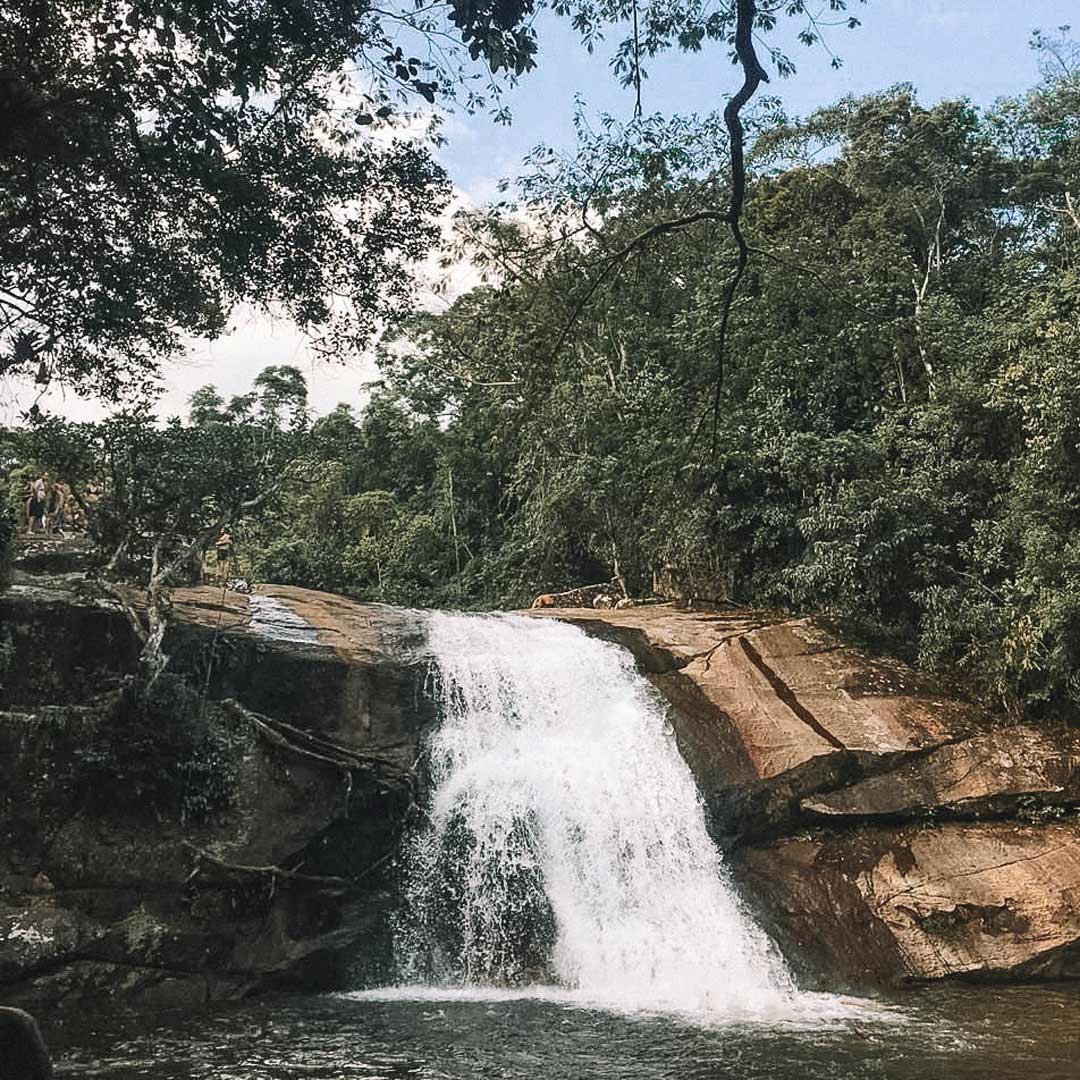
top-left (0, 182), bottom-right (496, 428)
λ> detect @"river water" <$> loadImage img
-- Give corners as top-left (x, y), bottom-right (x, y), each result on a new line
top-left (38, 613), bottom-right (1080, 1077)
top-left (40, 985), bottom-right (1080, 1079)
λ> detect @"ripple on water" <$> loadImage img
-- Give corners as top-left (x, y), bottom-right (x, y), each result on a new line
top-left (44, 986), bottom-right (1080, 1080)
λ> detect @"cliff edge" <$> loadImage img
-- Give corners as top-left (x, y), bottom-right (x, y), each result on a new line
top-left (534, 605), bottom-right (1080, 988)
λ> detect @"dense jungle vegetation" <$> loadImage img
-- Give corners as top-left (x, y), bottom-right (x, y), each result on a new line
top-left (2, 25), bottom-right (1079, 726)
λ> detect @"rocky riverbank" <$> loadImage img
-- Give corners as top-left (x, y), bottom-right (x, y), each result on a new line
top-left (535, 605), bottom-right (1080, 987)
top-left (0, 551), bottom-right (429, 1008)
top-left (5, 547), bottom-right (1080, 1005)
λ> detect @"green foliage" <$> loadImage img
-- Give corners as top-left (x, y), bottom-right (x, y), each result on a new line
top-left (354, 51), bottom-right (1080, 722)
top-left (1, 0), bottom-right (537, 394)
top-left (0, 0), bottom-right (871, 395)
top-left (25, 368), bottom-right (307, 581)
top-left (244, 390), bottom-right (457, 604)
top-left (12, 22), bottom-right (1080, 730)
top-left (97, 43), bottom-right (1069, 723)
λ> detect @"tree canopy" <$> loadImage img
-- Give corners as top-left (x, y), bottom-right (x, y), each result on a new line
top-left (0, 0), bottom-right (864, 399)
top-left (9, 10), bottom-right (1080, 729)
top-left (0, 0), bottom-right (461, 396)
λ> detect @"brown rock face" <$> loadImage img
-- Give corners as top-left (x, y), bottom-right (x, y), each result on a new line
top-left (739, 823), bottom-right (1080, 985)
top-left (537, 604), bottom-right (1080, 987)
top-left (803, 726), bottom-right (1080, 821)
top-left (8, 559), bottom-right (1080, 998)
top-left (534, 606), bottom-right (987, 840)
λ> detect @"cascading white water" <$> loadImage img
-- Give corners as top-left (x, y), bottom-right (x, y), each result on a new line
top-left (393, 611), bottom-right (799, 1017)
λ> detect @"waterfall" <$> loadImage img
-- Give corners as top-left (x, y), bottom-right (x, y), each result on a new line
top-left (393, 611), bottom-right (798, 1016)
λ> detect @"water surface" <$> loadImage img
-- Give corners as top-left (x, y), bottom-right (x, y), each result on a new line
top-left (43, 984), bottom-right (1080, 1080)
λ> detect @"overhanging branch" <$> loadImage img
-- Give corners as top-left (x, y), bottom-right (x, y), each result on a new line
top-left (711, 0), bottom-right (769, 429)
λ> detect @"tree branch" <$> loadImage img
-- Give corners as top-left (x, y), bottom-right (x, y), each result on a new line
top-left (711, 0), bottom-right (769, 432)
top-left (182, 842), bottom-right (350, 888)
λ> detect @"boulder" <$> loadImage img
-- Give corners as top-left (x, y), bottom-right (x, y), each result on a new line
top-left (737, 822), bottom-right (1080, 986)
top-left (166, 583), bottom-right (430, 768)
top-left (0, 564), bottom-right (431, 1008)
top-left (0, 574), bottom-right (430, 767)
top-left (0, 1006), bottom-right (53, 1079)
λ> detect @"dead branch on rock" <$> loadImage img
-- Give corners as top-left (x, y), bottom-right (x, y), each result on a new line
top-left (220, 699), bottom-right (417, 798)
top-left (182, 842), bottom-right (349, 889)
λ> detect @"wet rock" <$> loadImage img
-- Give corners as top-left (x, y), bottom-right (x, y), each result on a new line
top-left (0, 567), bottom-right (428, 1008)
top-left (0, 690), bottom-right (411, 1007)
top-left (0, 577), bottom-right (431, 767)
top-left (802, 726), bottom-right (1080, 822)
top-left (0, 1006), bottom-right (53, 1079)
top-left (737, 821), bottom-right (1080, 986)
top-left (166, 584), bottom-right (431, 768)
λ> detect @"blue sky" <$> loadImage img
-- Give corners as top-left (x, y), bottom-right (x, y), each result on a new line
top-left (3, 0), bottom-right (1074, 424)
top-left (439, 0), bottom-right (1074, 199)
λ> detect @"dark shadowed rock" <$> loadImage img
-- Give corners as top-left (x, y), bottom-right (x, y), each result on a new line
top-left (1, 565), bottom-right (431, 1008)
top-left (166, 583), bottom-right (431, 768)
top-left (0, 1006), bottom-right (53, 1079)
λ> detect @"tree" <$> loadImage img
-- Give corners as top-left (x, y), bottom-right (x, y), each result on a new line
top-left (0, 426), bottom-right (19, 586)
top-left (0, 0), bottom-right (868, 398)
top-left (246, 386), bottom-right (454, 602)
top-left (187, 386), bottom-right (226, 427)
top-left (362, 43), bottom-right (1080, 725)
top-left (0, 0), bottom-right (535, 395)
top-left (27, 371), bottom-right (308, 675)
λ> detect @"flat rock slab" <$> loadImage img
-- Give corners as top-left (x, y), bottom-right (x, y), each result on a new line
top-left (165, 585), bottom-right (429, 764)
top-left (804, 726), bottom-right (1080, 821)
top-left (168, 584), bottom-right (419, 665)
top-left (737, 821), bottom-right (1080, 985)
top-left (539, 606), bottom-right (988, 815)
top-left (528, 604), bottom-right (776, 671)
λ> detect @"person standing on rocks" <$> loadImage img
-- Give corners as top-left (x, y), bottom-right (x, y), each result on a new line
top-left (43, 479), bottom-right (66, 538)
top-left (24, 472), bottom-right (48, 534)
top-left (215, 528), bottom-right (233, 582)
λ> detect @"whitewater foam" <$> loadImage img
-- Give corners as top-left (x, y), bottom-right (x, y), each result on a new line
top-left (389, 612), bottom-right (847, 1020)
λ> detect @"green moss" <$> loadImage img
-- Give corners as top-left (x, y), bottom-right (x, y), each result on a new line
top-left (72, 675), bottom-right (254, 823)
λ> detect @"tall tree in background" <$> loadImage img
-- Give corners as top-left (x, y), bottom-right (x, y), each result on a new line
top-left (371, 32), bottom-right (1080, 719)
top-left (0, 0), bottom-right (524, 396)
